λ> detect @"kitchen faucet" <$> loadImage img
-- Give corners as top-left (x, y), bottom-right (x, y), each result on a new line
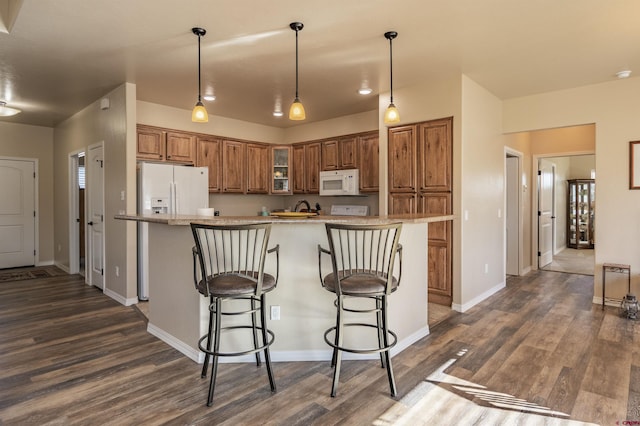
top-left (295, 199), bottom-right (311, 212)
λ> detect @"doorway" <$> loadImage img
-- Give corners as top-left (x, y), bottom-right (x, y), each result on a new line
top-left (86, 143), bottom-right (104, 290)
top-left (68, 150), bottom-right (86, 276)
top-left (505, 149), bottom-right (523, 276)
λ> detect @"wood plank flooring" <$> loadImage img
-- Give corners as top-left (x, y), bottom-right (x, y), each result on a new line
top-left (0, 268), bottom-right (636, 424)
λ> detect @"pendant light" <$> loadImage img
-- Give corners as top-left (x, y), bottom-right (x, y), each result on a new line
top-left (0, 101), bottom-right (21, 117)
top-left (191, 27), bottom-right (208, 123)
top-left (289, 22), bottom-right (306, 121)
top-left (383, 31), bottom-right (400, 125)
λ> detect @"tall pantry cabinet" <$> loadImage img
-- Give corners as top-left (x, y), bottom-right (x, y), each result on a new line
top-left (388, 117), bottom-right (453, 306)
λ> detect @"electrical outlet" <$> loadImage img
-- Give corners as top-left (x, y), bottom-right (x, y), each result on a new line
top-left (115, 266), bottom-right (119, 277)
top-left (270, 305), bottom-right (280, 321)
top-left (484, 264), bottom-right (489, 273)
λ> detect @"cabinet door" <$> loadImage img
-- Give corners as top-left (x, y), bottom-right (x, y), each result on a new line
top-left (246, 143), bottom-right (269, 194)
top-left (166, 131), bottom-right (196, 164)
top-left (306, 142), bottom-right (321, 194)
top-left (419, 192), bottom-right (452, 306)
top-left (389, 192), bottom-right (416, 214)
top-left (196, 137), bottom-right (221, 193)
top-left (358, 133), bottom-right (379, 192)
top-left (222, 140), bottom-right (246, 193)
top-left (321, 139), bottom-right (339, 171)
top-left (271, 146), bottom-right (292, 194)
top-left (292, 144), bottom-right (306, 194)
top-left (137, 126), bottom-right (165, 161)
top-left (418, 117), bottom-right (452, 192)
top-left (339, 136), bottom-right (358, 169)
top-left (388, 125), bottom-right (417, 192)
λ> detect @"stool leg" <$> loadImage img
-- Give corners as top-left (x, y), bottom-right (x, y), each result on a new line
top-left (331, 297), bottom-right (344, 397)
top-left (251, 296), bottom-right (262, 366)
top-left (376, 296), bottom-right (386, 368)
top-left (260, 293), bottom-right (276, 392)
top-left (331, 298), bottom-right (339, 368)
top-left (381, 295), bottom-right (397, 397)
top-left (207, 298), bottom-right (223, 406)
top-left (201, 296), bottom-right (215, 378)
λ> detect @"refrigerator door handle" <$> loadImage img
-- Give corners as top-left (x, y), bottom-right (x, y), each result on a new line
top-left (173, 182), bottom-right (179, 214)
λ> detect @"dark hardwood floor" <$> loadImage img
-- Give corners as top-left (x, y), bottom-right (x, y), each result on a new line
top-left (0, 267), bottom-right (636, 424)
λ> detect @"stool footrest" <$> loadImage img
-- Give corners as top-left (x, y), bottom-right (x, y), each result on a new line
top-left (198, 326), bottom-right (275, 358)
top-left (324, 323), bottom-right (397, 354)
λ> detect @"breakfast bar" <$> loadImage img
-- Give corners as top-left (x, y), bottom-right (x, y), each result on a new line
top-left (117, 213), bottom-right (453, 363)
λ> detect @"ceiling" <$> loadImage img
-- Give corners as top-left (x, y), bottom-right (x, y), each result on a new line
top-left (1, 0), bottom-right (639, 128)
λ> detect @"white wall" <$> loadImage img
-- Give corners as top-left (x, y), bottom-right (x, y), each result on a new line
top-left (504, 76), bottom-right (640, 300)
top-left (545, 156), bottom-right (570, 253)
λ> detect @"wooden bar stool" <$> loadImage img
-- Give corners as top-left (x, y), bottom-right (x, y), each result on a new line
top-left (602, 262), bottom-right (631, 310)
top-left (317, 222), bottom-right (402, 397)
top-left (191, 222), bottom-right (279, 406)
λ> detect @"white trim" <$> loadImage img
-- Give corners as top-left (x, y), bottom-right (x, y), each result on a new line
top-left (103, 287), bottom-right (137, 306)
top-left (452, 281), bottom-right (506, 313)
top-left (54, 261), bottom-right (71, 274)
top-left (68, 150), bottom-right (82, 275)
top-left (146, 324), bottom-right (431, 365)
top-left (504, 147), bottom-right (524, 277)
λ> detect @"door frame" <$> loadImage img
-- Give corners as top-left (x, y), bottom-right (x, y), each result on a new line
top-left (504, 148), bottom-right (524, 276)
top-left (0, 156), bottom-right (39, 266)
top-left (532, 151), bottom-right (594, 270)
top-left (68, 149), bottom-right (84, 275)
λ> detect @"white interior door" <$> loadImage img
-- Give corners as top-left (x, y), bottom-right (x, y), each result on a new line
top-left (0, 159), bottom-right (36, 269)
top-left (506, 156), bottom-right (519, 275)
top-left (87, 145), bottom-right (104, 289)
top-left (538, 159), bottom-right (555, 268)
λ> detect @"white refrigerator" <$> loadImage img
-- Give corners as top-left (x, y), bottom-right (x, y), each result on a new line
top-left (137, 162), bottom-right (209, 300)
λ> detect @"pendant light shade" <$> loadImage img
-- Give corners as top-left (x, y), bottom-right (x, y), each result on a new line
top-left (383, 31), bottom-right (400, 125)
top-left (289, 22), bottom-right (306, 121)
top-left (192, 27), bottom-right (209, 123)
top-left (0, 101), bottom-right (21, 117)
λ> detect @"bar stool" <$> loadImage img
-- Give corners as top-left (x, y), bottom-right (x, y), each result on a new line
top-left (317, 222), bottom-right (403, 397)
top-left (191, 222), bottom-right (279, 406)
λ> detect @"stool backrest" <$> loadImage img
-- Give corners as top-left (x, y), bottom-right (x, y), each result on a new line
top-left (324, 222), bottom-right (402, 295)
top-left (191, 222), bottom-right (272, 296)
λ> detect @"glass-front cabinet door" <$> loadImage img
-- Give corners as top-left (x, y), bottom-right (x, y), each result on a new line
top-left (271, 146), bottom-right (292, 194)
top-left (567, 179), bottom-right (595, 249)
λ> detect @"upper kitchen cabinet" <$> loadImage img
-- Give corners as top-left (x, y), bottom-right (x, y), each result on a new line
top-left (320, 136), bottom-right (358, 171)
top-left (418, 118), bottom-right (452, 192)
top-left (357, 132), bottom-right (379, 192)
top-left (246, 143), bottom-right (270, 194)
top-left (221, 140), bottom-right (246, 193)
top-left (271, 146), bottom-right (292, 194)
top-left (292, 142), bottom-right (320, 194)
top-left (196, 137), bottom-right (221, 193)
top-left (388, 125), bottom-right (417, 192)
top-left (136, 125), bottom-right (196, 165)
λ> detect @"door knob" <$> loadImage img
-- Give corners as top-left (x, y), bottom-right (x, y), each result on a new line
top-left (88, 221), bottom-right (94, 226)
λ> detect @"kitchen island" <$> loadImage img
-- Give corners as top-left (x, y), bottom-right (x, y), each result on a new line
top-left (117, 213), bottom-right (453, 363)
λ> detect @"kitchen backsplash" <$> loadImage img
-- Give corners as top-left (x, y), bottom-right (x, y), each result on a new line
top-left (208, 194), bottom-right (379, 216)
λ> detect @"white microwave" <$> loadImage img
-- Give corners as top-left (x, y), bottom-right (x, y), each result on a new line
top-left (319, 169), bottom-right (360, 196)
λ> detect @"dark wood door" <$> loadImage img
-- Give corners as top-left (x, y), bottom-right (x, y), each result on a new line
top-left (196, 137), bottom-right (221, 193)
top-left (246, 143), bottom-right (269, 194)
top-left (222, 140), bottom-right (246, 193)
top-left (306, 142), bottom-right (321, 194)
top-left (358, 132), bottom-right (379, 192)
top-left (388, 125), bottom-right (417, 192)
top-left (418, 118), bottom-right (452, 192)
top-left (292, 144), bottom-right (306, 193)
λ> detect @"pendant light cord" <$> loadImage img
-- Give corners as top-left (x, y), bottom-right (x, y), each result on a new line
top-left (295, 27), bottom-right (299, 100)
top-left (197, 33), bottom-right (202, 103)
top-left (389, 36), bottom-right (394, 104)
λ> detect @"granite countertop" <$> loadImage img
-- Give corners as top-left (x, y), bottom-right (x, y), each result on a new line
top-left (115, 213), bottom-right (455, 225)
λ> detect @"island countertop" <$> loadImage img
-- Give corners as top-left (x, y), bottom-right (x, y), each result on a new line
top-left (116, 212), bottom-right (454, 225)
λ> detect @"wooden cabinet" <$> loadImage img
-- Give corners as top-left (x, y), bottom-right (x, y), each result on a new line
top-left (292, 142), bottom-right (320, 194)
top-left (567, 179), bottom-right (595, 249)
top-left (321, 137), bottom-right (358, 171)
top-left (357, 132), bottom-right (379, 192)
top-left (246, 143), bottom-right (269, 194)
top-left (196, 137), bottom-right (221, 193)
top-left (388, 125), bottom-right (417, 192)
top-left (271, 146), bottom-right (292, 194)
top-left (388, 117), bottom-right (453, 306)
top-left (221, 140), bottom-right (246, 193)
top-left (136, 125), bottom-right (195, 164)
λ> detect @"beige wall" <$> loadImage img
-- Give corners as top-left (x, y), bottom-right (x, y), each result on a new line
top-left (504, 76), bottom-right (640, 300)
top-left (0, 122), bottom-right (55, 264)
top-left (283, 110), bottom-right (378, 143)
top-left (54, 83), bottom-right (137, 303)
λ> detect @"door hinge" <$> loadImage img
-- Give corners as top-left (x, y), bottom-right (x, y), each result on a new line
top-left (33, 172), bottom-right (36, 179)
top-left (538, 251), bottom-right (541, 256)
top-left (33, 210), bottom-right (36, 217)
top-left (537, 170), bottom-right (541, 176)
top-left (101, 268), bottom-right (104, 276)
top-left (101, 214), bottom-right (104, 222)
top-left (538, 211), bottom-right (541, 216)
top-left (33, 249), bottom-right (36, 255)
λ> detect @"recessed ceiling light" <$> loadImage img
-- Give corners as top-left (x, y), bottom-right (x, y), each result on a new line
top-left (203, 95), bottom-right (216, 101)
top-left (616, 70), bottom-right (632, 79)
top-left (0, 101), bottom-right (21, 116)
top-left (273, 110), bottom-right (284, 117)
top-left (358, 87), bottom-right (373, 95)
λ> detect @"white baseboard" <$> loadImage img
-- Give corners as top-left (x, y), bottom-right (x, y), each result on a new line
top-left (146, 324), bottom-right (431, 364)
top-left (36, 260), bottom-right (54, 267)
top-left (103, 287), bottom-right (138, 306)
top-left (521, 266), bottom-right (532, 275)
top-left (452, 281), bottom-right (506, 313)
top-left (54, 262), bottom-right (70, 273)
